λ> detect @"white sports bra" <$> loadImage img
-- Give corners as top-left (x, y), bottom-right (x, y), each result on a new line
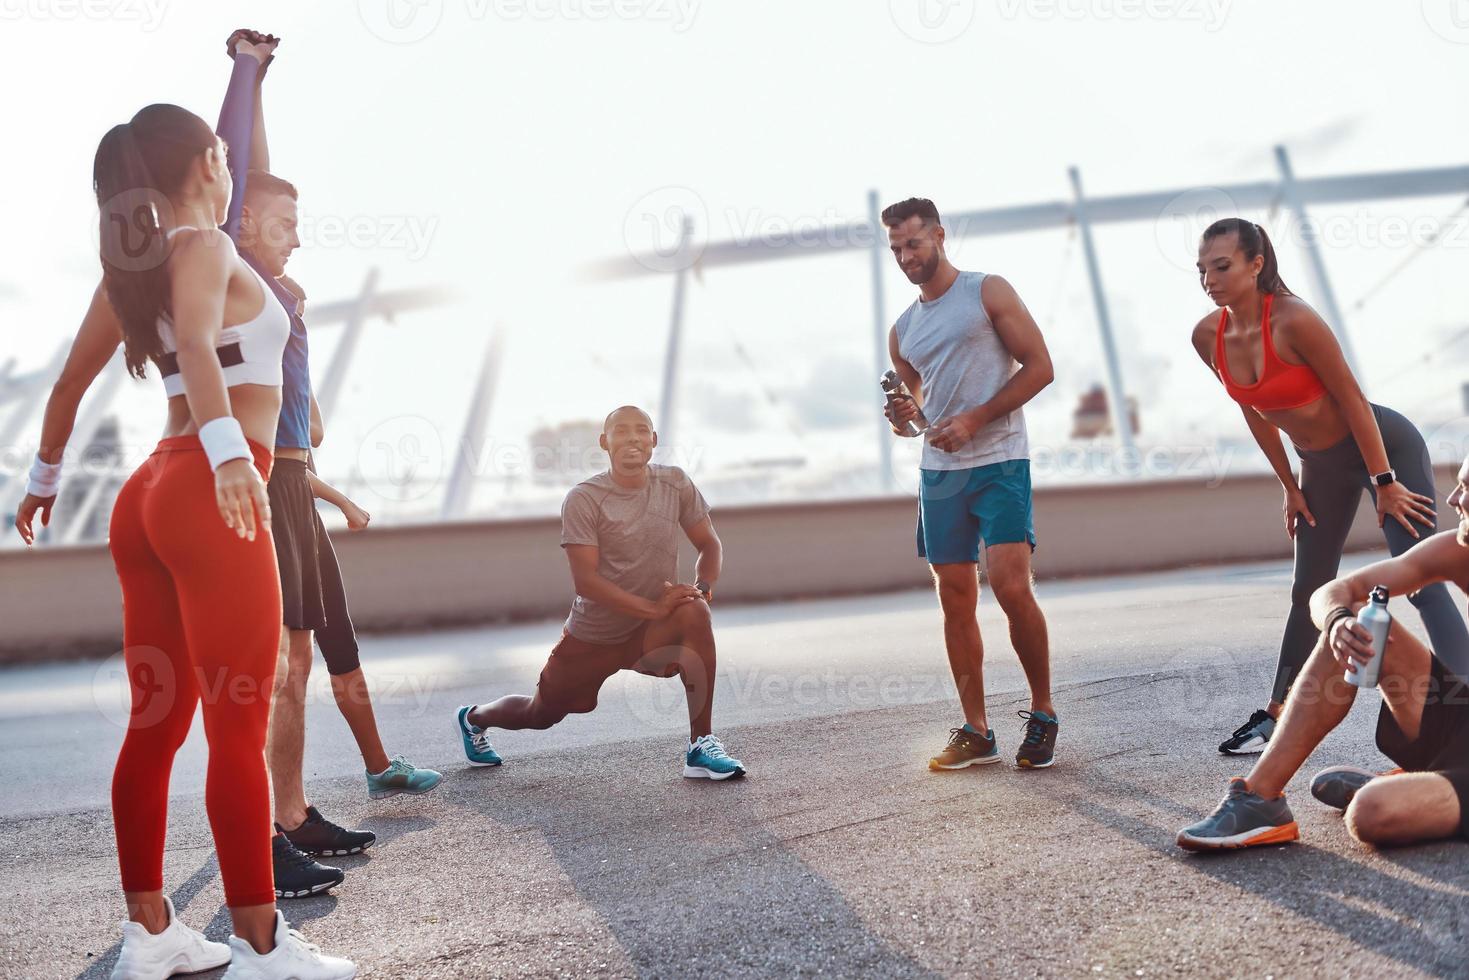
top-left (154, 227), bottom-right (291, 398)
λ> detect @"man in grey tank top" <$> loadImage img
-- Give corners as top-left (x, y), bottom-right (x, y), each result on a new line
top-left (882, 197), bottom-right (1062, 771)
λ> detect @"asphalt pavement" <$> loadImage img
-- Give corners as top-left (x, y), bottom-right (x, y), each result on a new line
top-left (1, 554), bottom-right (1466, 978)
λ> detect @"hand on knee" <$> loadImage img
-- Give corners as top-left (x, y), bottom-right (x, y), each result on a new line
top-left (669, 598), bottom-right (713, 634)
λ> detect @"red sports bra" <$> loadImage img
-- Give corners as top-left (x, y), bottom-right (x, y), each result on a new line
top-left (1214, 293), bottom-right (1327, 411)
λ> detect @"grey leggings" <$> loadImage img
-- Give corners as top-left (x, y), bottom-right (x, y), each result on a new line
top-left (1273, 403), bottom-right (1469, 703)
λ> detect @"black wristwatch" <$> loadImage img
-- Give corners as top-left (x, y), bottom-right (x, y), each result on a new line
top-left (1372, 469), bottom-right (1396, 487)
top-left (696, 580), bottom-right (713, 603)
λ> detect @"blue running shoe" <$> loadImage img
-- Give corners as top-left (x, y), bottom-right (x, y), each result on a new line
top-left (684, 734), bottom-right (745, 780)
top-left (1177, 777), bottom-right (1300, 852)
top-left (367, 755), bottom-right (444, 799)
top-left (456, 705), bottom-right (503, 767)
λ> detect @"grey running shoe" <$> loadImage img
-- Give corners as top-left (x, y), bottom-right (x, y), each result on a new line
top-left (1309, 765), bottom-right (1403, 810)
top-left (1218, 709), bottom-right (1275, 755)
top-left (1177, 777), bottom-right (1300, 852)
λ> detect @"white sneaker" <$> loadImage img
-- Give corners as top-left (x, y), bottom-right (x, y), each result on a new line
top-left (222, 911), bottom-right (356, 980)
top-left (110, 895), bottom-right (230, 980)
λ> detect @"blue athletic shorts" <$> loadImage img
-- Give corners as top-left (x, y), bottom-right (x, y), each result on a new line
top-left (916, 459), bottom-right (1036, 564)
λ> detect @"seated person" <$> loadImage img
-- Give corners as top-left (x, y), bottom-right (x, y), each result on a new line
top-left (1177, 456), bottom-right (1469, 851)
top-left (454, 405), bottom-right (746, 780)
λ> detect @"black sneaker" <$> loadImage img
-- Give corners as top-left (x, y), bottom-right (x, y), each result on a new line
top-left (1218, 709), bottom-right (1275, 755)
top-left (271, 833), bottom-right (345, 900)
top-left (1015, 710), bottom-right (1058, 769)
top-left (277, 805), bottom-right (377, 857)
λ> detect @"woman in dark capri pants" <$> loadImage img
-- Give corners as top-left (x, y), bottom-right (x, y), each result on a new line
top-left (1189, 217), bottom-right (1468, 755)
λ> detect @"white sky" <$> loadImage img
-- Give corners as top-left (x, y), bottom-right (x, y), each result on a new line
top-left (2, 0), bottom-right (1468, 514)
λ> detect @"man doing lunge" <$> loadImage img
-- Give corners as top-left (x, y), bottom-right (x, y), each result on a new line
top-left (455, 406), bottom-right (746, 780)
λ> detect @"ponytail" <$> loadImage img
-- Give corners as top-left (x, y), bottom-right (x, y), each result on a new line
top-left (1200, 218), bottom-right (1291, 297)
top-left (92, 104), bottom-right (216, 378)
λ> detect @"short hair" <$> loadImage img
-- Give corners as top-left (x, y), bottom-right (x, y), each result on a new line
top-left (880, 197), bottom-right (941, 229)
top-left (243, 170), bottom-right (298, 204)
top-left (603, 405), bottom-right (653, 431)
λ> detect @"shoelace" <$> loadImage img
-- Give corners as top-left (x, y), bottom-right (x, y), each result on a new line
top-left (281, 926), bottom-right (322, 958)
top-left (944, 727), bottom-right (975, 749)
top-left (694, 735), bottom-right (729, 760)
top-left (277, 840), bottom-right (318, 871)
top-left (1018, 711), bottom-right (1049, 747)
top-left (1230, 712), bottom-right (1268, 739)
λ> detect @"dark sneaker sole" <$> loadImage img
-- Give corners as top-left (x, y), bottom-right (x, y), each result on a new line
top-left (297, 841), bottom-right (374, 857)
top-left (1176, 821), bottom-right (1300, 852)
top-left (929, 754), bottom-right (1002, 771)
top-left (275, 876), bottom-right (344, 899)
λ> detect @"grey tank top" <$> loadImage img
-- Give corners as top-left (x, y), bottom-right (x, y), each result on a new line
top-left (894, 270), bottom-right (1029, 471)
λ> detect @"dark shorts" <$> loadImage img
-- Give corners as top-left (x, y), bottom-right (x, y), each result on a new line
top-left (916, 458), bottom-right (1036, 564)
top-left (1375, 658), bottom-right (1469, 839)
top-left (268, 460), bottom-right (325, 632)
top-left (267, 460), bottom-right (361, 675)
top-left (535, 624), bottom-right (680, 718)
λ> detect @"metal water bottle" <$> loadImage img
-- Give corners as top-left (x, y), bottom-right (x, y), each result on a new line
top-left (1347, 585), bottom-right (1392, 689)
top-left (880, 370), bottom-right (927, 438)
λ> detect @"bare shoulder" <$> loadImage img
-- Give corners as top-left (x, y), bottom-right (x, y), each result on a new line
top-left (979, 273), bottom-right (1019, 308)
top-left (1266, 292), bottom-right (1329, 343)
top-left (167, 227), bottom-right (237, 272)
top-left (1190, 311), bottom-right (1219, 363)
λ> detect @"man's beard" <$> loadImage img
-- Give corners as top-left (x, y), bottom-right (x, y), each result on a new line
top-left (909, 254), bottom-right (940, 284)
top-left (1457, 517), bottom-right (1469, 547)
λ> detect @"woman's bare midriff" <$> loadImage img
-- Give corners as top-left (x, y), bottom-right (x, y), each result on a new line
top-left (162, 385), bottom-right (282, 450)
top-left (1257, 394), bottom-right (1353, 452)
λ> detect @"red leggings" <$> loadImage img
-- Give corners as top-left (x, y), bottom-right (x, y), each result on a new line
top-left (108, 435), bottom-right (281, 908)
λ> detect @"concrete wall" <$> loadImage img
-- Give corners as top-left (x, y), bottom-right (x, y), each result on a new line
top-left (2, 464), bottom-right (1456, 662)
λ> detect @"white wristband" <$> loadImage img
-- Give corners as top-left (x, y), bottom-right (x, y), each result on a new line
top-left (25, 453), bottom-right (63, 498)
top-left (198, 417), bottom-right (253, 471)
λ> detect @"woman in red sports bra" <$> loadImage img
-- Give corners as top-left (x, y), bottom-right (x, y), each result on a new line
top-left (1189, 218), bottom-right (1465, 757)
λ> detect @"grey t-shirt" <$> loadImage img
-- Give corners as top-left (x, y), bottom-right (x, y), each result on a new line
top-left (894, 269), bottom-right (1029, 471)
top-left (560, 464), bottom-right (711, 643)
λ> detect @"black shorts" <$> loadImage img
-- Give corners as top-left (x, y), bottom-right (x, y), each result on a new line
top-left (268, 459), bottom-right (326, 632)
top-left (1375, 658), bottom-right (1469, 839)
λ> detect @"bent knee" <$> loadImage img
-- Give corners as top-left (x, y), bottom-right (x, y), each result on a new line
top-left (669, 598), bottom-right (713, 632)
top-left (1344, 781), bottom-right (1418, 845)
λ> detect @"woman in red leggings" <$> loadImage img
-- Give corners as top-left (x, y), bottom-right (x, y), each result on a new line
top-left (88, 74), bottom-right (353, 980)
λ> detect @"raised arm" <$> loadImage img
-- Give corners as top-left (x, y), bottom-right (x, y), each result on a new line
top-left (12, 284), bottom-right (123, 544)
top-left (216, 33), bottom-right (277, 241)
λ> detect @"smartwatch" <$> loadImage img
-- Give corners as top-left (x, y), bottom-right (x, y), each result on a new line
top-left (1372, 469), bottom-right (1396, 487)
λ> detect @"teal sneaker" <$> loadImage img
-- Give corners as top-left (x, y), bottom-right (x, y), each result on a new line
top-left (367, 755), bottom-right (444, 799)
top-left (456, 705), bottom-right (503, 767)
top-left (1177, 777), bottom-right (1300, 852)
top-left (684, 734), bottom-right (745, 780)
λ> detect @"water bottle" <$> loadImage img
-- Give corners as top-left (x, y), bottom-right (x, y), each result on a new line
top-left (1346, 585), bottom-right (1392, 689)
top-left (880, 370), bottom-right (927, 438)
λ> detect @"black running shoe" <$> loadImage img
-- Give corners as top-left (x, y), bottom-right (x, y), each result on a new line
top-left (272, 833), bottom-right (345, 900)
top-left (277, 805), bottom-right (377, 857)
top-left (1015, 709), bottom-right (1058, 769)
top-left (1218, 709), bottom-right (1275, 755)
